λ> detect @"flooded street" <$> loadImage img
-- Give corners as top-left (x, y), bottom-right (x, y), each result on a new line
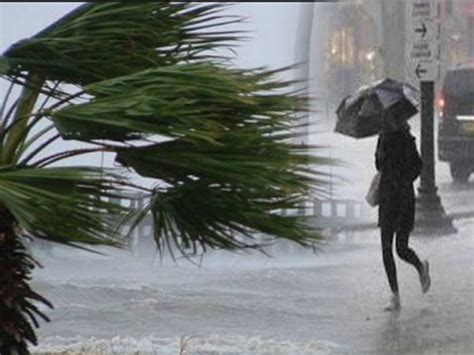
top-left (31, 218), bottom-right (473, 354)
top-left (29, 117), bottom-right (474, 355)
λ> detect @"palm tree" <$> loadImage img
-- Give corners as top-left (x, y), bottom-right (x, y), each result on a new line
top-left (0, 2), bottom-right (330, 353)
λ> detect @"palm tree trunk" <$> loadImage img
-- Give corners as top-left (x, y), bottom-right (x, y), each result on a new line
top-left (0, 205), bottom-right (52, 355)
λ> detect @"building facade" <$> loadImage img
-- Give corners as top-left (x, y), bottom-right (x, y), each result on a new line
top-left (308, 0), bottom-right (473, 121)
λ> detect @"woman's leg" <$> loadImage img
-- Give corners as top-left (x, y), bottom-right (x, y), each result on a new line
top-left (381, 227), bottom-right (398, 294)
top-left (396, 230), bottom-right (431, 293)
top-left (395, 230), bottom-right (423, 275)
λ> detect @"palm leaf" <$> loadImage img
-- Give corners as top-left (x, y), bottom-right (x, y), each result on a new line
top-left (148, 180), bottom-right (319, 257)
top-left (46, 61), bottom-right (331, 255)
top-left (117, 133), bottom-right (330, 257)
top-left (2, 2), bottom-right (244, 86)
top-left (49, 63), bottom-right (307, 143)
top-left (0, 167), bottom-right (128, 248)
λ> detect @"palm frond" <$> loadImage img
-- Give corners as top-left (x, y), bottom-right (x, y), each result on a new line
top-left (148, 180), bottom-right (320, 258)
top-left (49, 63), bottom-right (306, 142)
top-left (0, 167), bottom-right (128, 248)
top-left (45, 60), bottom-right (330, 255)
top-left (116, 132), bottom-right (329, 256)
top-left (2, 2), bottom-right (244, 86)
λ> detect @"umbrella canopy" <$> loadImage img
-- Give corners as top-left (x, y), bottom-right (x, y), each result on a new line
top-left (335, 78), bottom-right (419, 138)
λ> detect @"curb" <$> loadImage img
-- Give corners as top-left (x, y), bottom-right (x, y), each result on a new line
top-left (308, 210), bottom-right (474, 232)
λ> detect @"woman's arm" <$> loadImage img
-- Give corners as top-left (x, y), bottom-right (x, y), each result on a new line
top-left (375, 135), bottom-right (385, 171)
top-left (408, 136), bottom-right (423, 182)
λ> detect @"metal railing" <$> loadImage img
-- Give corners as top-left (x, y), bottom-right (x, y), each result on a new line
top-left (30, 195), bottom-right (376, 256)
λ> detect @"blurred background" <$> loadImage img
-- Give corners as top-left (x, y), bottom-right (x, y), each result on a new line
top-left (1, 2), bottom-right (473, 354)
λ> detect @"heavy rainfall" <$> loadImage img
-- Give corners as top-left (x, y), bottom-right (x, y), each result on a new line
top-left (0, 1), bottom-right (473, 355)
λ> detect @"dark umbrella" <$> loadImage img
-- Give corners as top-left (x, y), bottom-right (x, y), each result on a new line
top-left (335, 78), bottom-right (419, 138)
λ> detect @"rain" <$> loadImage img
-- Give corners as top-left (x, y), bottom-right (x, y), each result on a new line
top-left (0, 1), bottom-right (473, 354)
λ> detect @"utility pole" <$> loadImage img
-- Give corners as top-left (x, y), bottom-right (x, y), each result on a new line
top-left (416, 80), bottom-right (456, 234)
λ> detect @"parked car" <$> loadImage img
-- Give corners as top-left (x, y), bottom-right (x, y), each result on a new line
top-left (437, 63), bottom-right (474, 182)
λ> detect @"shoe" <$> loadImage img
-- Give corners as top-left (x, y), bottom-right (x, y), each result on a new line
top-left (384, 293), bottom-right (401, 312)
top-left (420, 260), bottom-right (431, 294)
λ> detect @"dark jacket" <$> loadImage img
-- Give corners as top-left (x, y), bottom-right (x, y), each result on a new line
top-left (375, 128), bottom-right (422, 232)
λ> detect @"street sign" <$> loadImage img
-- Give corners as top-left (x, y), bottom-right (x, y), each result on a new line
top-left (408, 0), bottom-right (440, 82)
top-left (414, 61), bottom-right (439, 81)
top-left (411, 0), bottom-right (439, 19)
top-left (411, 19), bottom-right (439, 42)
top-left (410, 41), bottom-right (438, 61)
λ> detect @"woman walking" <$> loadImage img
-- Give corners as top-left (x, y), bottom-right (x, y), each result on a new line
top-left (375, 118), bottom-right (431, 311)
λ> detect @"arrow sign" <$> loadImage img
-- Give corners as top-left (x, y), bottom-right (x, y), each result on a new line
top-left (412, 61), bottom-right (439, 81)
top-left (415, 22), bottom-right (427, 38)
top-left (415, 63), bottom-right (427, 78)
top-left (411, 19), bottom-right (439, 41)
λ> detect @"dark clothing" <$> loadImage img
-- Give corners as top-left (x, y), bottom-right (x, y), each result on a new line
top-left (375, 129), bottom-right (422, 232)
top-left (381, 228), bottom-right (424, 293)
top-left (375, 128), bottom-right (424, 294)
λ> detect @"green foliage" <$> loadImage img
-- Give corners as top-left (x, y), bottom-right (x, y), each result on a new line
top-left (50, 63), bottom-right (303, 143)
top-left (0, 2), bottom-right (331, 255)
top-left (0, 167), bottom-right (127, 248)
top-left (0, 3), bottom-right (333, 350)
top-left (0, 231), bottom-right (53, 351)
top-left (3, 2), bottom-right (242, 85)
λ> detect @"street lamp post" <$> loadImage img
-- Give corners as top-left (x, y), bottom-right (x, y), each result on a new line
top-left (408, 0), bottom-right (456, 235)
top-left (415, 80), bottom-right (456, 235)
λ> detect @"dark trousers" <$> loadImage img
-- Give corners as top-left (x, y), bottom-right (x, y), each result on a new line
top-left (381, 227), bottom-right (423, 293)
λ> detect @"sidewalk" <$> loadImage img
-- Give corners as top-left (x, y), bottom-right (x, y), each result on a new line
top-left (305, 182), bottom-right (474, 232)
